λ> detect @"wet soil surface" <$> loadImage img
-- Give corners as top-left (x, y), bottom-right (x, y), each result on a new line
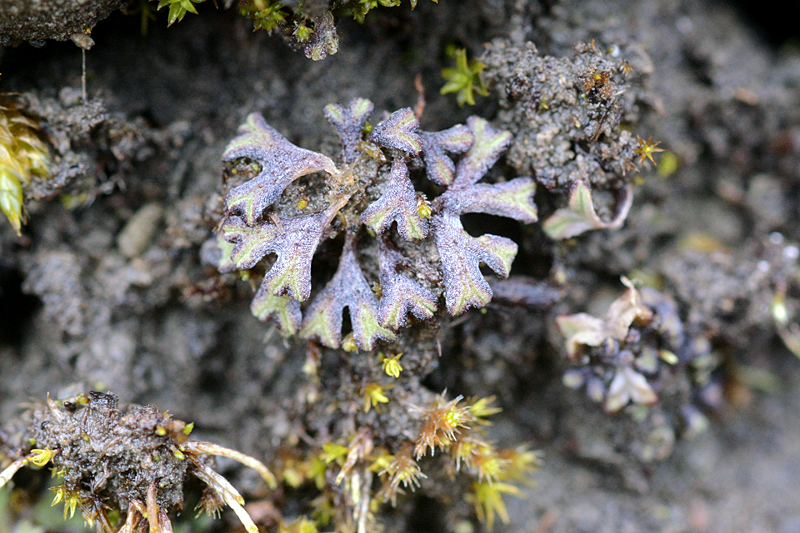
top-left (2, 0), bottom-right (800, 532)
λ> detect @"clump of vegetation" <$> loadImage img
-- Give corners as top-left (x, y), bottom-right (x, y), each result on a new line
top-left (482, 40), bottom-right (658, 239)
top-left (239, 0), bottom-right (287, 32)
top-left (218, 98), bottom-right (537, 350)
top-left (214, 100), bottom-right (543, 528)
top-left (149, 0), bottom-right (436, 60)
top-left (0, 98), bottom-right (50, 235)
top-left (0, 392), bottom-right (275, 532)
top-left (269, 393), bottom-right (537, 532)
top-left (557, 278), bottom-right (719, 453)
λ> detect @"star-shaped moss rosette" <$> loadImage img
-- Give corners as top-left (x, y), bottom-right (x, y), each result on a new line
top-left (219, 99), bottom-right (537, 350)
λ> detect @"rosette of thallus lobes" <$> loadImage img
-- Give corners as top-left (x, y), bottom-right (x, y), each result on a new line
top-left (218, 98), bottom-right (538, 351)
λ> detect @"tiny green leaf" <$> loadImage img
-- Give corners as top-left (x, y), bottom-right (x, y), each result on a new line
top-left (223, 113), bottom-right (338, 225)
top-left (301, 237), bottom-right (396, 350)
top-left (219, 216), bottom-right (281, 271)
top-left (324, 98), bottom-right (374, 164)
top-left (543, 181), bottom-right (634, 240)
top-left (361, 159), bottom-right (428, 240)
top-left (452, 117), bottom-right (512, 189)
top-left (251, 286), bottom-right (302, 335)
top-left (419, 125), bottom-right (473, 186)
top-left (221, 211), bottom-right (333, 301)
top-left (436, 178), bottom-right (538, 223)
top-left (433, 213), bottom-right (518, 316)
top-left (0, 169), bottom-right (24, 235)
top-left (156, 0), bottom-right (204, 26)
top-left (440, 49), bottom-right (489, 107)
top-left (377, 239), bottom-right (437, 330)
top-left (368, 108), bottom-right (422, 156)
top-left (240, 0), bottom-right (287, 33)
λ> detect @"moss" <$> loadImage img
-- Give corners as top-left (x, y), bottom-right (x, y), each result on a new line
top-left (440, 48), bottom-right (489, 107)
top-left (0, 392), bottom-right (274, 532)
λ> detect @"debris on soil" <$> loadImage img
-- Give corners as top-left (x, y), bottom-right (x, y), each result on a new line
top-left (2, 0), bottom-right (800, 532)
top-left (0, 0), bottom-right (125, 46)
top-left (0, 391), bottom-right (274, 533)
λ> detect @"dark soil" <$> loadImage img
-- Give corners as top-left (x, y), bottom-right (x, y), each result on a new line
top-left (2, 0), bottom-right (800, 532)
